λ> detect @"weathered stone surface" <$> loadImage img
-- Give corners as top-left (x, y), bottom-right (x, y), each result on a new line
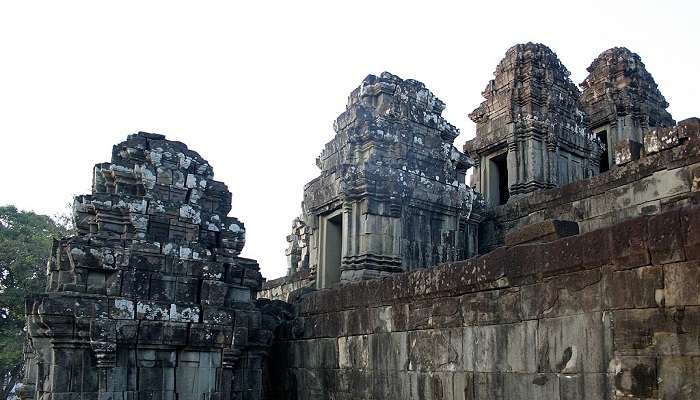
top-left (658, 356), bottom-right (700, 399)
top-left (20, 132), bottom-right (271, 400)
top-left (504, 219), bottom-right (579, 246)
top-left (611, 356), bottom-right (658, 398)
top-left (663, 261), bottom-right (700, 306)
top-left (611, 306), bottom-right (700, 357)
top-left (465, 43), bottom-right (602, 206)
top-left (21, 44), bottom-right (700, 400)
top-left (579, 47), bottom-right (675, 169)
top-left (489, 123), bottom-right (700, 251)
top-left (257, 269), bottom-right (314, 302)
top-left (295, 72), bottom-right (484, 288)
top-left (536, 312), bottom-right (612, 374)
top-left (272, 206), bottom-right (700, 400)
top-left (602, 265), bottom-right (663, 309)
top-left (648, 209), bottom-right (686, 264)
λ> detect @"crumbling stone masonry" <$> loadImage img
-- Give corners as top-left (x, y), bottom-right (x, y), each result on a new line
top-left (19, 132), bottom-right (273, 400)
top-left (284, 217), bottom-right (309, 277)
top-left (579, 47), bottom-right (675, 168)
top-left (255, 220), bottom-right (314, 302)
top-left (256, 270), bottom-right (313, 304)
top-left (465, 43), bottom-right (602, 206)
top-left (301, 72), bottom-right (484, 287)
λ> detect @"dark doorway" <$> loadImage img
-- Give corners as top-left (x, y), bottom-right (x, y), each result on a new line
top-left (320, 213), bottom-right (342, 288)
top-left (490, 153), bottom-right (510, 205)
top-left (596, 130), bottom-right (610, 173)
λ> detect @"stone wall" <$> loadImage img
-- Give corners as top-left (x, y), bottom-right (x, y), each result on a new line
top-left (481, 118), bottom-right (700, 251)
top-left (257, 270), bottom-right (313, 302)
top-left (268, 202), bottom-right (700, 399)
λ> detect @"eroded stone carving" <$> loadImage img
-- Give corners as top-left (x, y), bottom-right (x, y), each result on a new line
top-left (20, 132), bottom-right (270, 400)
top-left (285, 216), bottom-right (309, 276)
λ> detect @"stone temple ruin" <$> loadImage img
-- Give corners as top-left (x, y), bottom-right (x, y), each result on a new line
top-left (300, 72), bottom-right (482, 287)
top-left (20, 133), bottom-right (274, 400)
top-left (579, 47), bottom-right (675, 170)
top-left (20, 43), bottom-right (700, 400)
top-left (465, 43), bottom-right (602, 206)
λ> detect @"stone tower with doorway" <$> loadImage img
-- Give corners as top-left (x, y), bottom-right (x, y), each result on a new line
top-left (464, 43), bottom-right (602, 206)
top-left (579, 47), bottom-right (675, 169)
top-left (301, 72), bottom-right (483, 287)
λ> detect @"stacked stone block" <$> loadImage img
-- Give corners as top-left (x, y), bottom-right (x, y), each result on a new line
top-left (271, 202), bottom-right (700, 399)
top-left (257, 270), bottom-right (314, 303)
top-left (20, 132), bottom-right (271, 400)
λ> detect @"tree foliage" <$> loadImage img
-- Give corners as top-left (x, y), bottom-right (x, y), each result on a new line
top-left (0, 206), bottom-right (69, 399)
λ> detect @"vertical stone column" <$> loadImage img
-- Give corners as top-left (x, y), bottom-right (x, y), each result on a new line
top-left (507, 139), bottom-right (519, 195)
top-left (471, 156), bottom-right (481, 191)
top-left (546, 138), bottom-right (559, 188)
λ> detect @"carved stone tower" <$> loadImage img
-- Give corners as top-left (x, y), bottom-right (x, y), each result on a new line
top-left (20, 132), bottom-right (271, 400)
top-left (301, 72), bottom-right (483, 287)
top-left (465, 43), bottom-right (602, 206)
top-left (579, 47), bottom-right (675, 168)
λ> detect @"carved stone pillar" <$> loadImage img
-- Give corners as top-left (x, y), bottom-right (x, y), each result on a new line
top-left (506, 139), bottom-right (519, 195)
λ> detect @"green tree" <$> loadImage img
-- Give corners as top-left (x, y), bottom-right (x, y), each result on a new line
top-left (0, 206), bottom-right (69, 400)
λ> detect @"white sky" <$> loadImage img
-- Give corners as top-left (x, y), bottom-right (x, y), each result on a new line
top-left (1, 0), bottom-right (698, 279)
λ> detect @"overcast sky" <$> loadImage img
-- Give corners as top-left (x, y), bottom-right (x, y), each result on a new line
top-left (1, 0), bottom-right (697, 279)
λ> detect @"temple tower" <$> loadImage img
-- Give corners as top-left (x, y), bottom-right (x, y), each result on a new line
top-left (579, 47), bottom-right (675, 169)
top-left (465, 43), bottom-right (602, 206)
top-left (301, 72), bottom-right (483, 287)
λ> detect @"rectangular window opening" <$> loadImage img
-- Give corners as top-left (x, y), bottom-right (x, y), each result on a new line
top-left (490, 153), bottom-right (510, 205)
top-left (596, 130), bottom-right (610, 173)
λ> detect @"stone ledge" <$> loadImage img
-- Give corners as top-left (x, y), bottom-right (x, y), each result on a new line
top-left (504, 219), bottom-right (579, 246)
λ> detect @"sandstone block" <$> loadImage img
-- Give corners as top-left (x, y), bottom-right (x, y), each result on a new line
top-left (472, 321), bottom-right (537, 373)
top-left (648, 210), bottom-right (685, 264)
top-left (602, 265), bottom-right (663, 309)
top-left (663, 261), bottom-right (700, 306)
top-left (504, 219), bottom-right (579, 246)
top-left (611, 307), bottom-right (700, 356)
top-left (658, 356), bottom-right (700, 399)
top-left (536, 312), bottom-right (612, 374)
